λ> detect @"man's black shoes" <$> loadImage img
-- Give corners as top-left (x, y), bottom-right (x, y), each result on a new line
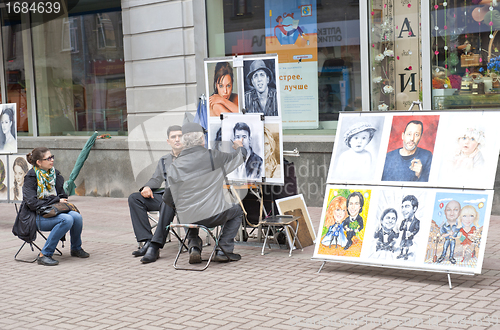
top-left (132, 241), bottom-right (150, 257)
top-left (212, 250), bottom-right (241, 262)
top-left (71, 249), bottom-right (90, 258)
top-left (189, 247), bottom-right (202, 264)
top-left (141, 245), bottom-right (160, 264)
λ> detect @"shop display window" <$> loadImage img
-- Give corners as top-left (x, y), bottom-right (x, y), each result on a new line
top-left (431, 0), bottom-right (500, 109)
top-left (207, 0), bottom-right (362, 132)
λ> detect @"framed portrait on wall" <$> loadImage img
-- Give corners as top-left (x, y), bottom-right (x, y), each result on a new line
top-left (0, 103), bottom-right (18, 154)
top-left (8, 154), bottom-right (32, 202)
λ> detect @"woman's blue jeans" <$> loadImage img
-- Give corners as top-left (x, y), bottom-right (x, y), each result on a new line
top-left (36, 211), bottom-right (83, 257)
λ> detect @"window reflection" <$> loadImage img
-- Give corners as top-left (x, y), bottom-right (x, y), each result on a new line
top-left (2, 15), bottom-right (28, 134)
top-left (32, 10), bottom-right (126, 136)
top-left (211, 0), bottom-right (361, 126)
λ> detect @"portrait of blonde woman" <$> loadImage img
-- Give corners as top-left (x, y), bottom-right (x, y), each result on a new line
top-left (264, 125), bottom-right (281, 179)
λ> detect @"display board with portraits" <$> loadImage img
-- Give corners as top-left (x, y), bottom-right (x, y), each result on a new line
top-left (314, 111), bottom-right (500, 275)
top-left (327, 111), bottom-right (500, 190)
top-left (205, 54), bottom-right (284, 184)
top-left (313, 185), bottom-right (493, 275)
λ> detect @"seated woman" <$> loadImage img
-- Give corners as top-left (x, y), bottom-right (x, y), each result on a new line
top-left (19, 147), bottom-right (89, 266)
top-left (209, 62), bottom-right (239, 116)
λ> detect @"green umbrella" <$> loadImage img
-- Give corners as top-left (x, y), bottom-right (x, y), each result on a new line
top-left (64, 131), bottom-right (99, 196)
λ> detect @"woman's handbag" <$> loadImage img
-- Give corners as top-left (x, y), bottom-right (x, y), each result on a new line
top-left (37, 202), bottom-right (80, 218)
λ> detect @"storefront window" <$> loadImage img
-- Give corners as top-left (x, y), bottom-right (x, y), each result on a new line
top-left (206, 0), bottom-right (361, 132)
top-left (431, 0), bottom-right (500, 109)
top-left (1, 11), bottom-right (32, 136)
top-left (369, 0), bottom-right (422, 111)
top-left (31, 6), bottom-right (126, 136)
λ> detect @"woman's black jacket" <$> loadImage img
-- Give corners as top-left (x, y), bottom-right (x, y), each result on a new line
top-left (12, 168), bottom-right (67, 242)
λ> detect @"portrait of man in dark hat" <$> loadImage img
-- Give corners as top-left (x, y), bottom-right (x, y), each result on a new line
top-left (243, 59), bottom-right (278, 116)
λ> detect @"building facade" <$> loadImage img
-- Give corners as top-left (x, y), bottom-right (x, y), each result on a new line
top-left (2, 0), bottom-right (500, 212)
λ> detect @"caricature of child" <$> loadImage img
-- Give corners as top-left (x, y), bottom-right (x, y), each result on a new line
top-left (336, 122), bottom-right (377, 180)
top-left (321, 196), bottom-right (348, 248)
top-left (457, 205), bottom-right (480, 263)
top-left (452, 126), bottom-right (485, 171)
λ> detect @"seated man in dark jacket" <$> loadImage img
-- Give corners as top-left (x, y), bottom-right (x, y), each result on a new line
top-left (128, 125), bottom-right (182, 263)
top-left (165, 122), bottom-right (245, 263)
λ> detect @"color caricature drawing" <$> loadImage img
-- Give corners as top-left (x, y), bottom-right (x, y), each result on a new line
top-left (425, 193), bottom-right (486, 268)
top-left (321, 196), bottom-right (348, 248)
top-left (335, 122), bottom-right (377, 181)
top-left (317, 188), bottom-right (370, 258)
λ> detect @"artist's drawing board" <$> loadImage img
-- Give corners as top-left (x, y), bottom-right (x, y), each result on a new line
top-left (276, 194), bottom-right (316, 248)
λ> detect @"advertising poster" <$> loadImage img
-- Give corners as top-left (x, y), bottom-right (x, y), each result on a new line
top-left (265, 0), bottom-right (319, 129)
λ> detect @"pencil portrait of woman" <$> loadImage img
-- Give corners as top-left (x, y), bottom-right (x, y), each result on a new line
top-left (209, 62), bottom-right (239, 116)
top-left (264, 125), bottom-right (281, 178)
top-left (11, 156), bottom-right (29, 201)
top-left (0, 157), bottom-right (7, 200)
top-left (0, 107), bottom-right (17, 153)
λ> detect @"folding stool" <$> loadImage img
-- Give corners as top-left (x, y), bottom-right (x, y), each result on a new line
top-left (167, 223), bottom-right (230, 271)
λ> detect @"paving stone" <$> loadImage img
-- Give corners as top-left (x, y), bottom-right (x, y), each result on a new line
top-left (1, 196), bottom-right (500, 329)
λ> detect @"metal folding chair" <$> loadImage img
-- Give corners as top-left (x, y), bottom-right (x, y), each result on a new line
top-left (14, 204), bottom-right (63, 263)
top-left (260, 215), bottom-right (304, 257)
top-left (167, 223), bottom-right (230, 271)
top-left (15, 229), bottom-right (63, 263)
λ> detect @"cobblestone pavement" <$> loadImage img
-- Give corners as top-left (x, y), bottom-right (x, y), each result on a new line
top-left (1, 196), bottom-right (499, 329)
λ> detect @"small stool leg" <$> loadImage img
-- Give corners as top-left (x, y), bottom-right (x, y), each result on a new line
top-left (262, 225), bottom-right (272, 255)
